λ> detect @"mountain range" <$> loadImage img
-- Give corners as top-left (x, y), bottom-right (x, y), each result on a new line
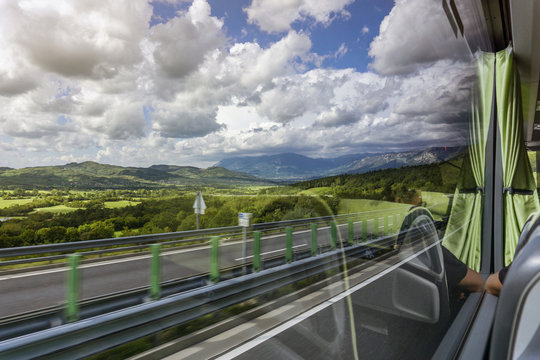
top-left (0, 147), bottom-right (464, 189)
top-left (0, 162), bottom-right (271, 189)
top-left (215, 147), bottom-right (464, 181)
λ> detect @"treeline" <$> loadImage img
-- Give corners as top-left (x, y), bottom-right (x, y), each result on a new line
top-left (263, 161), bottom-right (461, 202)
top-left (0, 195), bottom-right (338, 248)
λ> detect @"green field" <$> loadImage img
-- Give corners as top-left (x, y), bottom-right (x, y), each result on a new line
top-left (34, 205), bottom-right (81, 214)
top-left (298, 187), bottom-right (333, 196)
top-left (338, 198), bottom-right (411, 216)
top-left (0, 198), bottom-right (34, 208)
top-left (421, 191), bottom-right (452, 220)
top-left (104, 200), bottom-right (141, 209)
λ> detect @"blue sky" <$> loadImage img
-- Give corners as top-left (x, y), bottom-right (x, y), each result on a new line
top-left (0, 0), bottom-right (472, 169)
top-left (152, 0), bottom-right (394, 72)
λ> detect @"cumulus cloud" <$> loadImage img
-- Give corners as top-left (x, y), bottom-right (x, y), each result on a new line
top-left (245, 0), bottom-right (354, 33)
top-left (2, 1), bottom-right (152, 79)
top-left (151, 0), bottom-right (226, 78)
top-left (369, 0), bottom-right (470, 75)
top-left (0, 0), bottom-right (475, 169)
top-left (152, 107), bottom-right (224, 138)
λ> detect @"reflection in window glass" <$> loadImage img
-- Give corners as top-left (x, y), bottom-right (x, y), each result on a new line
top-left (0, 0), bottom-right (480, 358)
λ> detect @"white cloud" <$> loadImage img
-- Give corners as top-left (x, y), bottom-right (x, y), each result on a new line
top-left (2, 0), bottom-right (152, 79)
top-left (150, 0), bottom-right (225, 79)
top-left (0, 0), bottom-right (475, 169)
top-left (245, 0), bottom-right (353, 33)
top-left (369, 0), bottom-right (470, 75)
top-left (152, 107), bottom-right (224, 138)
top-left (334, 43), bottom-right (348, 59)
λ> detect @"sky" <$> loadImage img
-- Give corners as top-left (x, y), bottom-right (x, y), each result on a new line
top-left (0, 0), bottom-right (473, 169)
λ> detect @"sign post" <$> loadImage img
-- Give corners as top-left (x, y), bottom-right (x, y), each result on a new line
top-left (193, 191), bottom-right (206, 230)
top-left (238, 212), bottom-right (252, 273)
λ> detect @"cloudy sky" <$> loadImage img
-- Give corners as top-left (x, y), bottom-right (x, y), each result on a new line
top-left (0, 0), bottom-right (473, 169)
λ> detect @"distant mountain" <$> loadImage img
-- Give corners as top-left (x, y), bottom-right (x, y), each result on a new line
top-left (215, 147), bottom-right (464, 180)
top-left (0, 162), bottom-right (272, 189)
top-left (216, 153), bottom-right (339, 180)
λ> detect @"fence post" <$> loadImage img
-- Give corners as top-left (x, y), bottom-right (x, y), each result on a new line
top-left (362, 220), bottom-right (367, 242)
top-left (330, 221), bottom-right (337, 250)
top-left (374, 217), bottom-right (379, 238)
top-left (311, 224), bottom-right (318, 256)
top-left (348, 219), bottom-right (354, 245)
top-left (66, 254), bottom-right (80, 322)
top-left (253, 231), bottom-right (261, 272)
top-left (210, 236), bottom-right (220, 283)
top-left (286, 226), bottom-right (293, 263)
top-left (150, 244), bottom-right (161, 300)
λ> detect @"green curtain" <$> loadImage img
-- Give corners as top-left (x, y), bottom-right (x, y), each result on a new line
top-left (443, 52), bottom-right (493, 271)
top-left (495, 47), bottom-right (540, 266)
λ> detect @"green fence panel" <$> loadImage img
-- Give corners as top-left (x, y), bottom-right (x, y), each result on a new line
top-left (210, 236), bottom-right (220, 283)
top-left (348, 219), bottom-right (354, 245)
top-left (253, 231), bottom-right (261, 272)
top-left (330, 221), bottom-right (337, 250)
top-left (150, 244), bottom-right (161, 300)
top-left (311, 224), bottom-right (318, 256)
top-left (286, 227), bottom-right (293, 263)
top-left (66, 254), bottom-right (80, 322)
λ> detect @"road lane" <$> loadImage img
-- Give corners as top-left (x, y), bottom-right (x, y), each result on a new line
top-left (0, 224), bottom-right (358, 318)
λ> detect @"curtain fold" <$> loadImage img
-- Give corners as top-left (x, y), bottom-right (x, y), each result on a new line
top-left (443, 52), bottom-right (493, 271)
top-left (495, 48), bottom-right (540, 266)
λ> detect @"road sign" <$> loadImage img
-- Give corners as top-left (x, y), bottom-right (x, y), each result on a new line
top-left (238, 212), bottom-right (252, 227)
top-left (193, 192), bottom-right (206, 215)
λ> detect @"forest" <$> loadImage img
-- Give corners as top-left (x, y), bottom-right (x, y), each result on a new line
top-left (0, 191), bottom-right (339, 248)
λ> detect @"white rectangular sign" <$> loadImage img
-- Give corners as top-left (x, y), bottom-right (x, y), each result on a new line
top-left (238, 212), bottom-right (252, 227)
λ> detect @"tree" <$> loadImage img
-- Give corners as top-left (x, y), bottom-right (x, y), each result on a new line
top-left (34, 226), bottom-right (67, 244)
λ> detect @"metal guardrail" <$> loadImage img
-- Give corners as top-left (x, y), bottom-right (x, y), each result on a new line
top-left (0, 207), bottom-right (431, 359)
top-left (0, 214), bottom-right (363, 266)
top-left (0, 241), bottom-right (382, 360)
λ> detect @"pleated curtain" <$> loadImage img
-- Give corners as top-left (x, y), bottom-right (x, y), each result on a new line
top-left (495, 48), bottom-right (540, 266)
top-left (444, 47), bottom-right (539, 270)
top-left (443, 52), bottom-right (493, 272)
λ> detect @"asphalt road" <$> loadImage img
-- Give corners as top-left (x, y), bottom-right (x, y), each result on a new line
top-left (0, 223), bottom-right (360, 318)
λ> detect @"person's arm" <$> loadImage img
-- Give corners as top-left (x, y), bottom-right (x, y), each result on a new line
top-left (486, 264), bottom-right (510, 296)
top-left (457, 268), bottom-right (484, 293)
top-left (486, 272), bottom-right (502, 296)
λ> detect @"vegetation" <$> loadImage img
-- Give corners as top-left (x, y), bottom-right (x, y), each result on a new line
top-left (262, 158), bottom-right (461, 203)
top-left (0, 162), bottom-right (273, 190)
top-left (0, 158), bottom-right (463, 249)
top-left (0, 190), bottom-right (339, 248)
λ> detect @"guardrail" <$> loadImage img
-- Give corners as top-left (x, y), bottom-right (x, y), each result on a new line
top-left (0, 208), bottom-right (429, 357)
top-left (0, 213), bottom-right (368, 266)
top-left (0, 236), bottom-right (401, 360)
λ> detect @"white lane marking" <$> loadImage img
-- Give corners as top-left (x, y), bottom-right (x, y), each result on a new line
top-left (234, 244), bottom-right (306, 261)
top-left (0, 229), bottom-right (316, 281)
top-left (0, 223), bottom-right (354, 281)
top-left (1, 241), bottom-right (229, 281)
top-left (216, 240), bottom-right (441, 360)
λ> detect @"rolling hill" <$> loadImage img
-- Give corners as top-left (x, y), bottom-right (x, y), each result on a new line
top-left (0, 162), bottom-right (272, 189)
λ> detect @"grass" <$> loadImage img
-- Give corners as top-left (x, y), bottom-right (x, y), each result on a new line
top-left (0, 198), bottom-right (35, 208)
top-left (338, 198), bottom-right (410, 216)
top-left (298, 187), bottom-right (333, 196)
top-left (421, 191), bottom-right (451, 220)
top-left (34, 205), bottom-right (81, 214)
top-left (103, 200), bottom-right (141, 209)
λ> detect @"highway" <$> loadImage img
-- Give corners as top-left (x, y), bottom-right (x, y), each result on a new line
top-left (0, 223), bottom-right (361, 319)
